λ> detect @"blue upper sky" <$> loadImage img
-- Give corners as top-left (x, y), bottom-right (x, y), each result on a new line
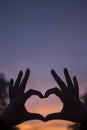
top-left (0, 0), bottom-right (87, 94)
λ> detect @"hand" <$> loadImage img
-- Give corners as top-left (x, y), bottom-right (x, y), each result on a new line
top-left (45, 68), bottom-right (87, 123)
top-left (1, 69), bottom-right (44, 127)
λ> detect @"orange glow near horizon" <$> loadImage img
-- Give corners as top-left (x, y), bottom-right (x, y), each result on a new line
top-left (25, 94), bottom-right (63, 116)
top-left (20, 94), bottom-right (74, 130)
top-left (18, 120), bottom-right (74, 130)
top-left (23, 81), bottom-right (86, 130)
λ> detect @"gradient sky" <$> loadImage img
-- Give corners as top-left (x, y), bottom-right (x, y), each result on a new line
top-left (0, 0), bottom-right (87, 130)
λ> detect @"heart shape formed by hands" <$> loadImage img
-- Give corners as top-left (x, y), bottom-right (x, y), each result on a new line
top-left (26, 68), bottom-right (82, 123)
top-left (6, 68), bottom-right (85, 127)
top-left (25, 92), bottom-right (63, 117)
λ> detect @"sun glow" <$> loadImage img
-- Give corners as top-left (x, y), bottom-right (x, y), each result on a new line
top-left (22, 89), bottom-right (74, 130)
top-left (25, 94), bottom-right (63, 116)
top-left (18, 120), bottom-right (73, 130)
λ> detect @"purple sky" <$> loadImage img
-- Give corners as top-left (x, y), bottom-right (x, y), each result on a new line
top-left (0, 0), bottom-right (87, 92)
top-left (0, 1), bottom-right (87, 129)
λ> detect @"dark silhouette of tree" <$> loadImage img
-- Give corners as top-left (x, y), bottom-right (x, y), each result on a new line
top-left (82, 92), bottom-right (87, 105)
top-left (68, 123), bottom-right (80, 130)
top-left (0, 73), bottom-right (19, 130)
top-left (0, 74), bottom-right (9, 115)
top-left (67, 92), bottom-right (87, 130)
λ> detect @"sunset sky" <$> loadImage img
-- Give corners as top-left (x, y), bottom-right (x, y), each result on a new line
top-left (0, 0), bottom-right (87, 130)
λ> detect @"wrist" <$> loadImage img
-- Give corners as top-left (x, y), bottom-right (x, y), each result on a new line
top-left (0, 114), bottom-right (11, 128)
top-left (78, 102), bottom-right (87, 123)
top-left (0, 118), bottom-right (9, 129)
top-left (80, 118), bottom-right (87, 130)
top-left (0, 107), bottom-right (14, 128)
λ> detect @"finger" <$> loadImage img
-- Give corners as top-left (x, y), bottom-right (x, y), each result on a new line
top-left (44, 87), bottom-right (63, 99)
top-left (51, 69), bottom-right (66, 91)
top-left (9, 79), bottom-right (14, 98)
top-left (73, 76), bottom-right (79, 97)
top-left (20, 69), bottom-right (30, 92)
top-left (64, 68), bottom-right (73, 88)
top-left (29, 89), bottom-right (44, 98)
top-left (24, 89), bottom-right (43, 102)
top-left (45, 112), bottom-right (62, 121)
top-left (14, 71), bottom-right (23, 90)
top-left (45, 112), bottom-right (72, 122)
top-left (26, 113), bottom-right (45, 121)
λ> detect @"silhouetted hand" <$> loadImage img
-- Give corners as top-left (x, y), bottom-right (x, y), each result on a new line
top-left (45, 68), bottom-right (87, 123)
top-left (1, 69), bottom-right (44, 127)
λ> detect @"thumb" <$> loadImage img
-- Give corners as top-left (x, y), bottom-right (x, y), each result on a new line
top-left (44, 87), bottom-right (62, 98)
top-left (45, 112), bottom-right (65, 121)
top-left (24, 89), bottom-right (44, 101)
top-left (25, 112), bottom-right (45, 122)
